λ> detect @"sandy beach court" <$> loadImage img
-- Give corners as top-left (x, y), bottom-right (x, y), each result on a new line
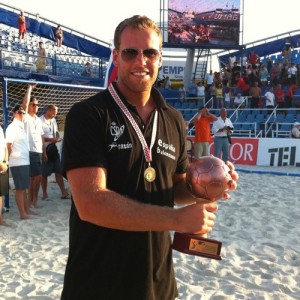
top-left (0, 167), bottom-right (300, 299)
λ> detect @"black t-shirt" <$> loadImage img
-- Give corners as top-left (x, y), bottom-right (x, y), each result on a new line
top-left (61, 83), bottom-right (189, 300)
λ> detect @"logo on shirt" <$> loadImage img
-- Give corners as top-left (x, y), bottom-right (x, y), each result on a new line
top-left (156, 139), bottom-right (176, 160)
top-left (108, 122), bottom-right (132, 152)
top-left (110, 122), bottom-right (124, 141)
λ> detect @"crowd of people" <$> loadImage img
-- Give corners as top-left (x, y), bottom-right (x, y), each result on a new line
top-left (174, 42), bottom-right (300, 111)
top-left (0, 84), bottom-right (69, 225)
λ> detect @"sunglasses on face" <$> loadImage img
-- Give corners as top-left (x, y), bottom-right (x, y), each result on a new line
top-left (17, 111), bottom-right (25, 115)
top-left (30, 103), bottom-right (38, 107)
top-left (120, 48), bottom-right (160, 62)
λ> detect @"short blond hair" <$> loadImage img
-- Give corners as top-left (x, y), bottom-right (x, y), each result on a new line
top-left (114, 15), bottom-right (162, 50)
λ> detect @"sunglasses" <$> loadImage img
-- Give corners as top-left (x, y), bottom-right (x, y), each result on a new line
top-left (30, 103), bottom-right (38, 107)
top-left (17, 111), bottom-right (26, 115)
top-left (120, 48), bottom-right (160, 62)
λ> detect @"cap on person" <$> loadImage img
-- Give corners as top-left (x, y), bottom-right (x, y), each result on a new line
top-left (13, 104), bottom-right (26, 114)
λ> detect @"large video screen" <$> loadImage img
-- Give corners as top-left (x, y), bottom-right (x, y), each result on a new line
top-left (166, 0), bottom-right (241, 49)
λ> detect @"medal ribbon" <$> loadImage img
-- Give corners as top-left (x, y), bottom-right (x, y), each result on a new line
top-left (108, 84), bottom-right (158, 163)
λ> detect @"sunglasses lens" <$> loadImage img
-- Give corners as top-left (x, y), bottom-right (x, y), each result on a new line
top-left (143, 49), bottom-right (159, 60)
top-left (121, 49), bottom-right (139, 61)
top-left (121, 49), bottom-right (159, 62)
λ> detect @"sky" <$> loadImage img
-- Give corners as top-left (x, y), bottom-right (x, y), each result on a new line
top-left (1, 0), bottom-right (300, 46)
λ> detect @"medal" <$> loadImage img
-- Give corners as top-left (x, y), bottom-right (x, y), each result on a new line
top-left (109, 84), bottom-right (158, 183)
top-left (144, 166), bottom-right (156, 182)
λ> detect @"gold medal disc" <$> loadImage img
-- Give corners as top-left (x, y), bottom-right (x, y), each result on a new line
top-left (144, 167), bottom-right (156, 182)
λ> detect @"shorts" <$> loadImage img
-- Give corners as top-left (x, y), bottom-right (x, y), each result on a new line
top-left (0, 171), bottom-right (9, 196)
top-left (30, 152), bottom-right (42, 177)
top-left (10, 165), bottom-right (30, 190)
top-left (42, 157), bottom-right (63, 177)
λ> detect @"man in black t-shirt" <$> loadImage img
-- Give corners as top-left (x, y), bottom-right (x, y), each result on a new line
top-left (61, 15), bottom-right (224, 300)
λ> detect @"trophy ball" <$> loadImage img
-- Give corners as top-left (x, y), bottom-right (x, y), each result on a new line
top-left (186, 156), bottom-right (232, 201)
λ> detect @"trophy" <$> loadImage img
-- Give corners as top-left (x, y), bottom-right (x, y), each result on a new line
top-left (172, 156), bottom-right (237, 260)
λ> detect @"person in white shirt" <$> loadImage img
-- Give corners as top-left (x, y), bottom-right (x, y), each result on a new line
top-left (178, 84), bottom-right (186, 102)
top-left (22, 84), bottom-right (45, 208)
top-left (164, 76), bottom-right (171, 89)
top-left (287, 62), bottom-right (297, 85)
top-left (196, 81), bottom-right (206, 107)
top-left (6, 105), bottom-right (32, 219)
top-left (40, 105), bottom-right (69, 200)
top-left (264, 86), bottom-right (275, 113)
top-left (291, 122), bottom-right (300, 138)
top-left (0, 125), bottom-right (9, 225)
top-left (212, 107), bottom-right (234, 162)
top-left (233, 93), bottom-right (245, 108)
top-left (205, 70), bottom-right (214, 89)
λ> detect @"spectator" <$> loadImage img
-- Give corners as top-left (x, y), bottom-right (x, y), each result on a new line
top-left (17, 11), bottom-right (26, 40)
top-left (233, 92), bottom-right (245, 108)
top-left (236, 74), bottom-right (250, 97)
top-left (205, 69), bottom-right (214, 90)
top-left (291, 122), bottom-right (300, 138)
top-left (187, 79), bottom-right (197, 102)
top-left (266, 57), bottom-right (273, 74)
top-left (40, 105), bottom-right (69, 200)
top-left (209, 82), bottom-right (217, 108)
top-left (196, 81), bottom-right (205, 106)
top-left (270, 62), bottom-right (281, 85)
top-left (60, 15), bottom-right (228, 300)
top-left (36, 42), bottom-right (47, 73)
top-left (241, 54), bottom-right (248, 68)
top-left (231, 62), bottom-right (241, 86)
top-left (248, 50), bottom-right (259, 67)
top-left (212, 107), bottom-right (234, 162)
top-left (275, 84), bottom-right (285, 112)
top-left (283, 37), bottom-right (292, 62)
top-left (178, 84), bottom-right (186, 103)
top-left (259, 64), bottom-right (269, 86)
top-left (0, 125), bottom-right (9, 226)
top-left (222, 66), bottom-right (232, 87)
top-left (163, 76), bottom-right (171, 89)
top-left (193, 107), bottom-right (218, 159)
top-left (285, 83), bottom-right (298, 108)
top-left (249, 81), bottom-right (262, 109)
top-left (22, 84), bottom-right (45, 208)
top-left (55, 25), bottom-right (64, 47)
top-left (6, 105), bottom-right (33, 220)
top-left (287, 62), bottom-right (297, 85)
top-left (228, 53), bottom-right (236, 69)
top-left (223, 86), bottom-right (233, 108)
top-left (81, 62), bottom-right (92, 76)
top-left (216, 83), bottom-right (223, 108)
top-left (264, 86), bottom-right (276, 113)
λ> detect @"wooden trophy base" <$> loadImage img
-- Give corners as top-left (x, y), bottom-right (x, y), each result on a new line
top-left (172, 232), bottom-right (222, 260)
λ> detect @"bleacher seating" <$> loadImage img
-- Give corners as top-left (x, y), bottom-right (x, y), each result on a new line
top-left (0, 23), bottom-right (106, 84)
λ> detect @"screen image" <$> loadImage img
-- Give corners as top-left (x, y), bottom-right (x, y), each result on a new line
top-left (167, 0), bottom-right (241, 49)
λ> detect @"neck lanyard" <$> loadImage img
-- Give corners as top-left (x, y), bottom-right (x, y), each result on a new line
top-left (108, 84), bottom-right (158, 182)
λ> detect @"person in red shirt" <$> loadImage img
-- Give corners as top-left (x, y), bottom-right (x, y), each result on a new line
top-left (193, 107), bottom-right (218, 159)
top-left (285, 83), bottom-right (298, 108)
top-left (248, 50), bottom-right (259, 67)
top-left (275, 84), bottom-right (285, 112)
top-left (236, 74), bottom-right (250, 97)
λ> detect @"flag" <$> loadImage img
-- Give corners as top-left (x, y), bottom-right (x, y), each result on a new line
top-left (104, 49), bottom-right (118, 88)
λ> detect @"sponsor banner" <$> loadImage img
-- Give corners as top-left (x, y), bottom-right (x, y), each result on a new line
top-left (188, 136), bottom-right (300, 166)
top-left (256, 138), bottom-right (300, 167)
top-left (209, 137), bottom-right (259, 165)
top-left (159, 61), bottom-right (186, 80)
top-left (188, 136), bottom-right (259, 165)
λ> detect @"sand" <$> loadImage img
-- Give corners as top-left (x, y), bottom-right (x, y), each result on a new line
top-left (0, 167), bottom-right (299, 300)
